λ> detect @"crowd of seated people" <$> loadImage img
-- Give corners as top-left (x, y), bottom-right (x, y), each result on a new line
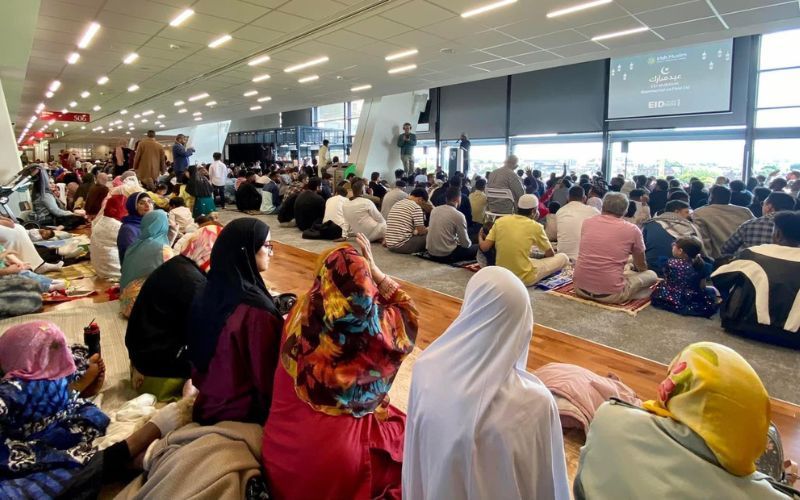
top-left (2, 153), bottom-right (800, 497)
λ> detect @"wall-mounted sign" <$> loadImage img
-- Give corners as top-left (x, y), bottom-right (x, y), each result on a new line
top-left (40, 111), bottom-right (91, 122)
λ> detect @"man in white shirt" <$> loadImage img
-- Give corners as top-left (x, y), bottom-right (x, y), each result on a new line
top-left (342, 179), bottom-right (386, 242)
top-left (208, 152), bottom-right (229, 209)
top-left (381, 180), bottom-right (409, 220)
top-left (323, 184), bottom-right (349, 236)
top-left (317, 140), bottom-right (330, 177)
top-left (556, 185), bottom-right (600, 262)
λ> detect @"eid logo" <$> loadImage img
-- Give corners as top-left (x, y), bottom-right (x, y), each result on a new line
top-left (647, 56), bottom-right (656, 65)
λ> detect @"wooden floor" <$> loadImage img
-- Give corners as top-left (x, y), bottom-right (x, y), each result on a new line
top-left (57, 240), bottom-right (800, 460)
top-left (266, 241), bottom-right (800, 460)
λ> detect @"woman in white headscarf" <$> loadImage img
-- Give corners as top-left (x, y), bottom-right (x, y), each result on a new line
top-left (403, 266), bottom-right (570, 500)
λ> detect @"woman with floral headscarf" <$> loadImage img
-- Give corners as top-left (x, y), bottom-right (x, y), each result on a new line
top-left (126, 224), bottom-right (222, 401)
top-left (262, 234), bottom-right (418, 500)
top-left (574, 342), bottom-right (793, 499)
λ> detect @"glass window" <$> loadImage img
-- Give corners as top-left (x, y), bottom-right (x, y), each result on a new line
top-left (444, 140), bottom-right (506, 178)
top-left (753, 138), bottom-right (800, 178)
top-left (759, 29), bottom-right (800, 70)
top-left (610, 140), bottom-right (745, 184)
top-left (513, 142), bottom-right (603, 179)
top-left (755, 108), bottom-right (800, 128)
top-left (414, 141), bottom-right (438, 171)
top-left (316, 103), bottom-right (345, 122)
top-left (350, 99), bottom-right (363, 119)
top-left (757, 69), bottom-right (800, 108)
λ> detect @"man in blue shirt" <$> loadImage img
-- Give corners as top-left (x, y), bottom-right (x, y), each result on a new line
top-left (172, 134), bottom-right (195, 185)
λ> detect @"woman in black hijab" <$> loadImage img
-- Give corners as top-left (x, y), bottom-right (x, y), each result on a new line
top-left (188, 218), bottom-right (283, 424)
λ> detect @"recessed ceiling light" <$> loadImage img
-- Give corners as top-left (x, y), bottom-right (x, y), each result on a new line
top-left (129, 126), bottom-right (135, 130)
top-left (250, 105), bottom-right (262, 111)
top-left (205, 101), bottom-right (217, 106)
top-left (208, 34), bottom-right (232, 48)
top-left (178, 108), bottom-right (187, 113)
top-left (92, 105), bottom-right (101, 111)
top-left (67, 52), bottom-right (80, 64)
top-left (81, 126), bottom-right (86, 130)
top-left (351, 84), bottom-right (372, 92)
top-left (591, 26), bottom-right (649, 41)
top-left (45, 91), bottom-right (54, 98)
top-left (257, 96), bottom-right (272, 102)
top-left (97, 76), bottom-right (109, 85)
top-left (80, 91), bottom-right (90, 98)
top-left (141, 110), bottom-right (154, 116)
top-left (388, 64), bottom-right (416, 74)
top-left (174, 100), bottom-right (185, 106)
top-left (461, 0), bottom-right (517, 18)
top-left (298, 75), bottom-right (319, 83)
top-left (192, 111), bottom-right (202, 116)
top-left (385, 49), bottom-right (418, 61)
top-left (49, 80), bottom-right (61, 92)
top-left (194, 116), bottom-right (202, 121)
top-left (157, 114), bottom-right (165, 119)
top-left (128, 122), bottom-right (134, 126)
top-left (154, 121), bottom-right (161, 125)
top-left (547, 0), bottom-right (612, 18)
top-left (248, 55), bottom-right (271, 66)
top-left (123, 52), bottom-right (139, 64)
top-left (69, 101), bottom-right (77, 108)
top-left (252, 74), bottom-right (270, 83)
top-left (100, 130), bottom-right (105, 134)
top-left (243, 90), bottom-right (258, 97)
top-left (127, 84), bottom-right (140, 92)
top-left (126, 131), bottom-right (131, 134)
top-left (36, 103), bottom-right (45, 111)
top-left (169, 8), bottom-right (194, 27)
top-left (188, 93), bottom-right (209, 102)
top-left (117, 125), bottom-right (123, 129)
top-left (60, 108), bottom-right (67, 113)
top-left (77, 22), bottom-right (101, 49)
top-left (134, 114), bottom-right (141, 118)
top-left (284, 56), bottom-right (329, 73)
top-left (141, 119), bottom-right (148, 123)
top-left (120, 109), bottom-right (128, 115)
top-left (159, 124), bottom-right (165, 128)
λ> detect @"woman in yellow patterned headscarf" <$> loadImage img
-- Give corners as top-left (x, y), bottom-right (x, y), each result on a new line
top-left (643, 342), bottom-right (770, 476)
top-left (575, 342), bottom-right (787, 499)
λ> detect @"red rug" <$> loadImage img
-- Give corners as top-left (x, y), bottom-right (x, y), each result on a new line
top-left (548, 282), bottom-right (653, 316)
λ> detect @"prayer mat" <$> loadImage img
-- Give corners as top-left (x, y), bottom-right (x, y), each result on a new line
top-left (535, 269), bottom-right (574, 291)
top-left (548, 282), bottom-right (653, 316)
top-left (412, 251), bottom-right (478, 268)
top-left (46, 262), bottom-right (97, 281)
top-left (462, 262), bottom-right (482, 273)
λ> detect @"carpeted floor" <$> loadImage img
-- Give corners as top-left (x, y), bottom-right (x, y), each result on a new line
top-left (218, 209), bottom-right (800, 404)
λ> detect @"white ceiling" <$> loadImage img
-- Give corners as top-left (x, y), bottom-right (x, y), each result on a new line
top-left (13, 0), bottom-right (800, 143)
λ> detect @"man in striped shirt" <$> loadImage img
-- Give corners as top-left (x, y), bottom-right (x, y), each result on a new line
top-left (386, 188), bottom-right (429, 254)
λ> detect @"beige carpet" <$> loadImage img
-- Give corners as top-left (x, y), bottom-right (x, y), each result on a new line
top-left (0, 299), bottom-right (135, 413)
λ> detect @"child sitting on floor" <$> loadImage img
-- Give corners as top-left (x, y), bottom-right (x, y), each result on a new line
top-left (168, 197), bottom-right (195, 240)
top-left (0, 244), bottom-right (66, 292)
top-left (651, 236), bottom-right (718, 318)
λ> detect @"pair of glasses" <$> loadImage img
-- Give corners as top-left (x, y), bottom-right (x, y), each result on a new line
top-left (263, 242), bottom-right (274, 256)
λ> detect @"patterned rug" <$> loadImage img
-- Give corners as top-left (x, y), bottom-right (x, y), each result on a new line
top-left (548, 282), bottom-right (653, 316)
top-left (46, 262), bottom-right (97, 281)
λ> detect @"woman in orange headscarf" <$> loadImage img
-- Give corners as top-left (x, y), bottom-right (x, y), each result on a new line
top-left (574, 342), bottom-right (793, 499)
top-left (262, 234), bottom-right (418, 500)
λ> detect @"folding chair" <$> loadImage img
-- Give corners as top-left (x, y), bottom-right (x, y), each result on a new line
top-left (484, 188), bottom-right (516, 222)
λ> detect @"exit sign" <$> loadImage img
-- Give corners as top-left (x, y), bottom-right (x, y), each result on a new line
top-left (40, 110), bottom-right (91, 122)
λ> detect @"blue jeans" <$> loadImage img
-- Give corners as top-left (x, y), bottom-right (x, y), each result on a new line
top-left (19, 270), bottom-right (52, 292)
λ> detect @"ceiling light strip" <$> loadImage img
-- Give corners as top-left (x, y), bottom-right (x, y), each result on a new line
top-left (591, 26), bottom-right (649, 41)
top-left (351, 84), bottom-right (372, 91)
top-left (248, 55), bottom-right (271, 66)
top-left (77, 22), bottom-right (101, 48)
top-left (461, 0), bottom-right (517, 18)
top-left (298, 75), bottom-right (319, 83)
top-left (285, 56), bottom-right (329, 73)
top-left (208, 34), bottom-right (232, 48)
top-left (169, 9), bottom-right (194, 27)
top-left (546, 0), bottom-right (612, 18)
top-left (385, 49), bottom-right (417, 61)
top-left (388, 64), bottom-right (416, 74)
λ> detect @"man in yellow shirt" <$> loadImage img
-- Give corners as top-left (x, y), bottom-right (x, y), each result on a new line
top-left (469, 177), bottom-right (487, 225)
top-left (478, 194), bottom-right (569, 286)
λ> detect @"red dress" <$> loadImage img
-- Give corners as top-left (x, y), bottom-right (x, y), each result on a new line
top-left (262, 364), bottom-right (405, 500)
top-left (192, 304), bottom-right (282, 424)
